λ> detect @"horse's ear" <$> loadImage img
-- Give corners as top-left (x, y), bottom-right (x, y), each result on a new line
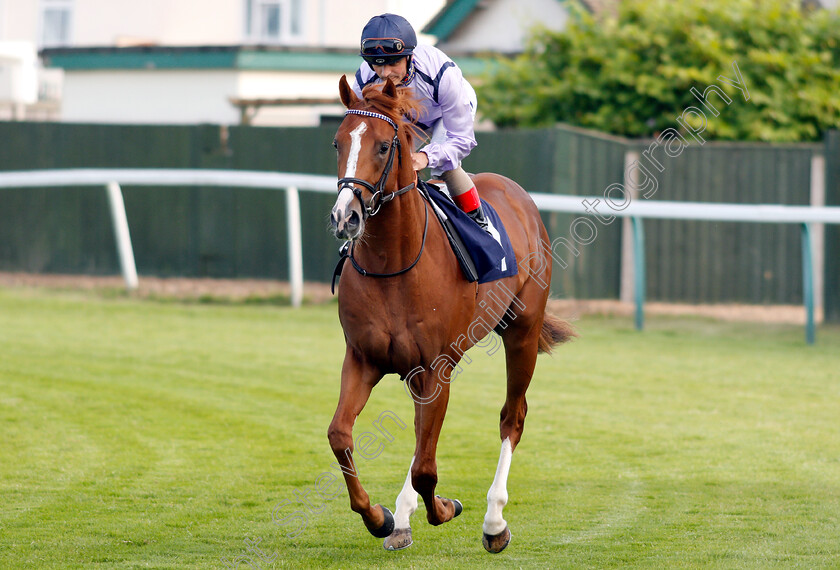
top-left (339, 75), bottom-right (359, 109)
top-left (382, 78), bottom-right (398, 100)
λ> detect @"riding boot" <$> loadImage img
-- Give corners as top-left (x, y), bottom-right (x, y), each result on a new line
top-left (466, 204), bottom-right (491, 233)
top-left (450, 182), bottom-right (493, 236)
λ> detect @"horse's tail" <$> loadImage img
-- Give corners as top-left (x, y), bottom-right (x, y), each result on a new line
top-left (537, 311), bottom-right (577, 354)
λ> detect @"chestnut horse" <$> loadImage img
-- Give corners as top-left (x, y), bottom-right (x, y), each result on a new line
top-left (327, 75), bottom-right (574, 553)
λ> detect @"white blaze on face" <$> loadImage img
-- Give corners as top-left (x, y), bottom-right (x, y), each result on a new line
top-left (335, 122), bottom-right (368, 216)
top-left (346, 122), bottom-right (367, 178)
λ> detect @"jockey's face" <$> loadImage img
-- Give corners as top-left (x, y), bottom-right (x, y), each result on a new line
top-left (371, 57), bottom-right (408, 84)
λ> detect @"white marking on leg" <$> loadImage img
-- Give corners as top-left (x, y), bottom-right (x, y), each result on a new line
top-left (483, 437), bottom-right (513, 536)
top-left (393, 457), bottom-right (418, 529)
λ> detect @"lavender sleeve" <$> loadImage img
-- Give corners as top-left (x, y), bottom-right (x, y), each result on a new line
top-left (418, 63), bottom-right (477, 172)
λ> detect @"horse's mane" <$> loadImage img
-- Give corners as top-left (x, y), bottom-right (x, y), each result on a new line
top-left (358, 84), bottom-right (427, 149)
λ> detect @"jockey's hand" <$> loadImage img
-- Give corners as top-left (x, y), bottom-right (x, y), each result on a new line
top-left (411, 152), bottom-right (429, 172)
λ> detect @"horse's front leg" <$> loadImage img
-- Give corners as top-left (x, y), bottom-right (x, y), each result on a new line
top-left (327, 348), bottom-right (394, 538)
top-left (407, 370), bottom-right (463, 527)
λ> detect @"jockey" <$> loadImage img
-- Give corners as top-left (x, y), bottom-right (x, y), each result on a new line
top-left (351, 13), bottom-right (490, 233)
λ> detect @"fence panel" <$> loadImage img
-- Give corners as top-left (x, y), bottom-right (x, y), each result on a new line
top-left (550, 126), bottom-right (626, 300)
top-left (465, 125), bottom-right (626, 300)
top-left (0, 122), bottom-right (195, 275)
top-left (0, 122), bottom-right (344, 282)
top-left (638, 142), bottom-right (815, 305)
top-left (0, 121), bottom-right (832, 311)
top-left (229, 125), bottom-right (338, 282)
top-left (826, 130), bottom-right (840, 323)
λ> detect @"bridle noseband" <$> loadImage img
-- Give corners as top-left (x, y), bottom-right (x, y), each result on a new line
top-left (337, 109), bottom-right (416, 218)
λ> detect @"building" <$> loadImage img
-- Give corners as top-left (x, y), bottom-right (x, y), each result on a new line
top-left (423, 0), bottom-right (575, 55)
top-left (0, 0), bottom-right (447, 125)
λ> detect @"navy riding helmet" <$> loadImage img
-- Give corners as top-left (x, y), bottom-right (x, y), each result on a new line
top-left (359, 13), bottom-right (417, 67)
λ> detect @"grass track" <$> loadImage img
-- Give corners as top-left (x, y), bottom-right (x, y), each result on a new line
top-left (1, 287), bottom-right (839, 569)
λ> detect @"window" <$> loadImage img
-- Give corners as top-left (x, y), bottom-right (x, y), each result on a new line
top-left (245, 0), bottom-right (302, 43)
top-left (40, 0), bottom-right (73, 47)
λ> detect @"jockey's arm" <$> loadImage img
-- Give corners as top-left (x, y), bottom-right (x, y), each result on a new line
top-left (418, 65), bottom-right (477, 173)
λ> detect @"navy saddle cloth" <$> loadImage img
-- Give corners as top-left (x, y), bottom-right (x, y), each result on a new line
top-left (419, 180), bottom-right (518, 284)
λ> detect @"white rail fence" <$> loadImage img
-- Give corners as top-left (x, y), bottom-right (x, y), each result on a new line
top-left (2, 168), bottom-right (840, 343)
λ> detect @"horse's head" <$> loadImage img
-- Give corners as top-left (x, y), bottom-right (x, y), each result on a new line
top-left (330, 75), bottom-right (420, 241)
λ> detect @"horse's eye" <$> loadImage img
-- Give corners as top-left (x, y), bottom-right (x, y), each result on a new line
top-left (379, 142), bottom-right (390, 155)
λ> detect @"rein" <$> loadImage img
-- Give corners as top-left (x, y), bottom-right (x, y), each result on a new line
top-left (348, 200), bottom-right (428, 278)
top-left (332, 108), bottom-right (427, 288)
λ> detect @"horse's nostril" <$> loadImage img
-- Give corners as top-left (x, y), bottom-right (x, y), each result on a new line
top-left (330, 211), bottom-right (338, 228)
top-left (347, 210), bottom-right (360, 228)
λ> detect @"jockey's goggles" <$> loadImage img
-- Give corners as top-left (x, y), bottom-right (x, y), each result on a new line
top-left (361, 38), bottom-right (410, 65)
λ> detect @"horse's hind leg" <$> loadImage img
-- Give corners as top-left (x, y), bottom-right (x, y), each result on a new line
top-left (383, 457), bottom-right (418, 550)
top-left (483, 311), bottom-right (542, 553)
top-left (484, 437), bottom-right (514, 553)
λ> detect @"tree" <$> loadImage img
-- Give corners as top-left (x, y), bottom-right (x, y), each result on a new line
top-left (476, 0), bottom-right (840, 142)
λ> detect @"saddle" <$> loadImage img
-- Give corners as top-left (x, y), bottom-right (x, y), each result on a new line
top-left (332, 180), bottom-right (518, 293)
top-left (418, 179), bottom-right (517, 283)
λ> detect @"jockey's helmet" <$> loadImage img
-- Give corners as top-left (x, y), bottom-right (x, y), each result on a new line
top-left (359, 13), bottom-right (417, 66)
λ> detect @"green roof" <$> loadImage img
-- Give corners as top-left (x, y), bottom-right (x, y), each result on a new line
top-left (422, 0), bottom-right (482, 41)
top-left (41, 46), bottom-right (359, 72)
top-left (424, 0), bottom-right (585, 41)
top-left (40, 45), bottom-right (494, 77)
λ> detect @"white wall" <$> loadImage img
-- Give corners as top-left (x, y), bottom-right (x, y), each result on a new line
top-left (59, 68), bottom-right (355, 125)
top-left (60, 69), bottom-right (241, 124)
top-left (237, 70), bottom-right (346, 100)
top-left (0, 42), bottom-right (38, 103)
top-left (317, 0), bottom-right (389, 48)
top-left (0, 0), bottom-right (439, 48)
top-left (0, 0), bottom-right (249, 47)
top-left (2, 0), bottom-right (38, 43)
top-left (75, 0), bottom-right (243, 46)
top-left (439, 0), bottom-right (568, 54)
top-left (1, 0), bottom-right (448, 125)
top-left (315, 1), bottom-right (445, 48)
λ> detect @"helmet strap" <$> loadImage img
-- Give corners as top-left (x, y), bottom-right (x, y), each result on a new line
top-left (399, 56), bottom-right (414, 87)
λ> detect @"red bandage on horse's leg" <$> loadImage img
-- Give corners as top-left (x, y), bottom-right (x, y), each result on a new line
top-left (453, 187), bottom-right (481, 213)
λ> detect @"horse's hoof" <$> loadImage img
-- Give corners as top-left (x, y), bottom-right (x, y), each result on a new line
top-left (482, 525), bottom-right (512, 553)
top-left (383, 527), bottom-right (413, 550)
top-left (436, 495), bottom-right (463, 519)
top-left (368, 505), bottom-right (395, 539)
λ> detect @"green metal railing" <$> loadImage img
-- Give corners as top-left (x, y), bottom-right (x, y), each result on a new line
top-left (531, 193), bottom-right (840, 345)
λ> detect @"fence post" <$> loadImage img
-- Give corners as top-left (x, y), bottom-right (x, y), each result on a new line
top-left (801, 223), bottom-right (816, 345)
top-left (286, 186), bottom-right (303, 308)
top-left (810, 153), bottom-right (825, 321)
top-left (105, 181), bottom-right (138, 290)
top-left (620, 150), bottom-right (641, 304)
top-left (632, 216), bottom-right (645, 331)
